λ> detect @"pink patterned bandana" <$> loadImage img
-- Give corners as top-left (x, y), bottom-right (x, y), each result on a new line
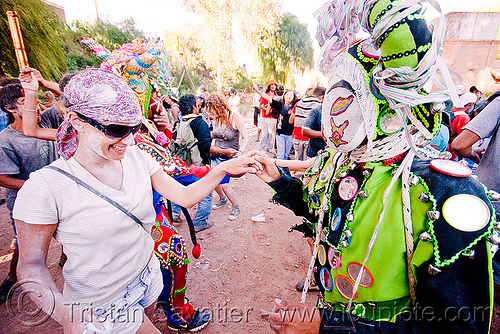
top-left (56, 68), bottom-right (142, 159)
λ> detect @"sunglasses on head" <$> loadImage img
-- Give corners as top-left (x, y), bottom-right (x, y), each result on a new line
top-left (75, 112), bottom-right (141, 139)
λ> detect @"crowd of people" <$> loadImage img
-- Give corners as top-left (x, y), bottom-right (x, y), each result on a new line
top-left (2, 0), bottom-right (500, 333)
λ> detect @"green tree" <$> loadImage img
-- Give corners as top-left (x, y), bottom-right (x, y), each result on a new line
top-left (0, 0), bottom-right (68, 80)
top-left (70, 17), bottom-right (145, 51)
top-left (184, 0), bottom-right (279, 91)
top-left (162, 29), bottom-right (213, 95)
top-left (258, 13), bottom-right (314, 86)
top-left (67, 17), bottom-right (146, 72)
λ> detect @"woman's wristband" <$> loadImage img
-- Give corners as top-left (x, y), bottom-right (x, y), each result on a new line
top-left (24, 88), bottom-right (38, 92)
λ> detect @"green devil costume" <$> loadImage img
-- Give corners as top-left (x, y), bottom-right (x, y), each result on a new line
top-left (266, 0), bottom-right (499, 332)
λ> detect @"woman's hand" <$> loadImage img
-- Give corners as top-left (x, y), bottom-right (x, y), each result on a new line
top-left (222, 148), bottom-right (238, 158)
top-left (63, 306), bottom-right (107, 334)
top-left (218, 154), bottom-right (262, 177)
top-left (260, 299), bottom-right (321, 334)
top-left (248, 151), bottom-right (281, 183)
top-left (153, 109), bottom-right (170, 132)
top-left (19, 71), bottom-right (39, 92)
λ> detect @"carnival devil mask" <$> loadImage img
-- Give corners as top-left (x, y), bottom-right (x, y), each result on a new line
top-left (318, 0), bottom-right (456, 162)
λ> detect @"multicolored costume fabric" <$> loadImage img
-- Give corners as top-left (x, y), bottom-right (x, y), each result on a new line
top-left (266, 0), bottom-right (498, 332)
top-left (270, 150), bottom-right (496, 332)
top-left (151, 191), bottom-right (195, 325)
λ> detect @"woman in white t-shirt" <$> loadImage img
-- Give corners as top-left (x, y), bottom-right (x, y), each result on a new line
top-left (14, 68), bottom-right (260, 334)
top-left (226, 88), bottom-right (241, 114)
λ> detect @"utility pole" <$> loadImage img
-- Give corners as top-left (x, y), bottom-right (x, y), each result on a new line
top-left (95, 0), bottom-right (99, 20)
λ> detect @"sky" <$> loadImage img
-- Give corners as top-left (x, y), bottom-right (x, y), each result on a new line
top-left (47, 0), bottom-right (500, 76)
top-left (48, 0), bottom-right (500, 37)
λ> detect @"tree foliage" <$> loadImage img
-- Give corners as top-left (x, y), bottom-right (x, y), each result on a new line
top-left (184, 0), bottom-right (280, 90)
top-left (0, 0), bottom-right (68, 80)
top-left (162, 29), bottom-right (213, 95)
top-left (66, 18), bottom-right (146, 73)
top-left (70, 18), bottom-right (145, 52)
top-left (258, 13), bottom-right (314, 86)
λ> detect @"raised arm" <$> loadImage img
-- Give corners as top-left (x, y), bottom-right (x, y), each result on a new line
top-left (19, 72), bottom-right (57, 140)
top-left (252, 85), bottom-right (272, 103)
top-left (19, 67), bottom-right (61, 97)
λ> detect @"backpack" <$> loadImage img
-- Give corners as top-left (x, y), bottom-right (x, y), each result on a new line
top-left (168, 116), bottom-right (203, 166)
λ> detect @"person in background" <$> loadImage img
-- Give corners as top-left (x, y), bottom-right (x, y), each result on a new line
top-left (470, 85), bottom-right (483, 102)
top-left (267, 84), bottom-right (285, 157)
top-left (207, 92), bottom-right (249, 221)
top-left (253, 86), bottom-right (263, 140)
top-left (0, 82), bottom-right (58, 303)
top-left (0, 77), bottom-right (21, 132)
top-left (474, 91), bottom-right (500, 119)
top-left (291, 87), bottom-right (325, 160)
top-left (302, 95), bottom-right (326, 158)
top-left (17, 68), bottom-right (72, 141)
top-left (430, 112), bottom-right (451, 153)
top-left (148, 88), bottom-right (172, 136)
top-left (197, 94), bottom-right (211, 128)
top-left (444, 84), bottom-right (466, 119)
top-left (163, 93), bottom-right (180, 130)
top-left (197, 85), bottom-right (209, 100)
top-left (451, 92), bottom-right (477, 139)
top-left (258, 79), bottom-right (277, 153)
top-left (227, 87), bottom-right (241, 114)
top-left (170, 94), bottom-right (215, 232)
top-left (254, 86), bottom-right (298, 160)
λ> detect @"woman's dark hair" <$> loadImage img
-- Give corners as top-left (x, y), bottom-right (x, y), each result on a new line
top-left (178, 94), bottom-right (197, 116)
top-left (275, 84), bottom-right (284, 97)
top-left (197, 94), bottom-right (206, 109)
top-left (311, 86), bottom-right (326, 99)
top-left (265, 81), bottom-right (277, 93)
top-left (59, 73), bottom-right (76, 92)
top-left (0, 84), bottom-right (24, 124)
top-left (284, 90), bottom-right (299, 107)
top-left (0, 77), bottom-right (20, 87)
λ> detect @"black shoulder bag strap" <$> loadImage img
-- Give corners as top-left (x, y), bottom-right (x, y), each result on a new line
top-left (46, 165), bottom-right (144, 227)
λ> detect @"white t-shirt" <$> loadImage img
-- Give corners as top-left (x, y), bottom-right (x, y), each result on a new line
top-left (13, 145), bottom-right (161, 306)
top-left (252, 93), bottom-right (261, 108)
top-left (228, 95), bottom-right (241, 113)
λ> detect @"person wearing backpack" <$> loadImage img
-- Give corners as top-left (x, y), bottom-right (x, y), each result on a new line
top-left (169, 94), bottom-right (215, 232)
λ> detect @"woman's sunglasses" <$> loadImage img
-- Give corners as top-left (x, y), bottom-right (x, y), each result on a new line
top-left (75, 112), bottom-right (141, 139)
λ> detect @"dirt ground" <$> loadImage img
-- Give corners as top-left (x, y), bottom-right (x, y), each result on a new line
top-left (0, 114), bottom-right (499, 333)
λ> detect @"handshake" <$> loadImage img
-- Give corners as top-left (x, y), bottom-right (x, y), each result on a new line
top-left (218, 150), bottom-right (281, 182)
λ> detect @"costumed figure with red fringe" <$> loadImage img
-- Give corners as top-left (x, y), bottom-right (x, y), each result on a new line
top-left (255, 0), bottom-right (499, 333)
top-left (82, 37), bottom-right (211, 331)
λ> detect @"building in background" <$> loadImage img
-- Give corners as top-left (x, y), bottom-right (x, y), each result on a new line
top-left (437, 12), bottom-right (500, 92)
top-left (42, 0), bottom-right (66, 23)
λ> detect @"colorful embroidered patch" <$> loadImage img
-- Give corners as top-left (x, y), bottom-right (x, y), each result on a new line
top-left (329, 119), bottom-right (349, 147)
top-left (330, 96), bottom-right (354, 116)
